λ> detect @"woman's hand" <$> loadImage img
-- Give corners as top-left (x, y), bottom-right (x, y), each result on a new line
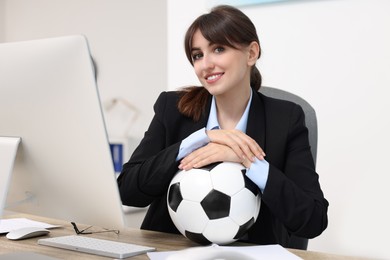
top-left (179, 142), bottom-right (251, 171)
top-left (207, 129), bottom-right (265, 162)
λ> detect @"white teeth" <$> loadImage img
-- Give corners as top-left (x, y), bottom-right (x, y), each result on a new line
top-left (207, 74), bottom-right (220, 80)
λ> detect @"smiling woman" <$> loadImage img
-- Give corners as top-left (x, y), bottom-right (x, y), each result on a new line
top-left (117, 5), bottom-right (328, 249)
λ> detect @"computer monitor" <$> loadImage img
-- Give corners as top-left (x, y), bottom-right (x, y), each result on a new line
top-left (0, 35), bottom-right (126, 229)
top-left (0, 137), bottom-right (20, 218)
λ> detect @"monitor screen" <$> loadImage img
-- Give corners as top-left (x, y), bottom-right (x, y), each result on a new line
top-left (0, 35), bottom-right (125, 229)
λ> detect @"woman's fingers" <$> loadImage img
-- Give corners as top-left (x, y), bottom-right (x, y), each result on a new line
top-left (207, 129), bottom-right (265, 161)
top-left (179, 129), bottom-right (265, 171)
top-left (179, 143), bottom-right (242, 171)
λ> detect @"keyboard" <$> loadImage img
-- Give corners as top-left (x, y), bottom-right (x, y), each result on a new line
top-left (38, 235), bottom-right (155, 259)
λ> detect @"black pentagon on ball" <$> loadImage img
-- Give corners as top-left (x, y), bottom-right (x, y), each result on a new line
top-left (200, 189), bottom-right (231, 219)
top-left (168, 182), bottom-right (183, 212)
top-left (185, 230), bottom-right (212, 245)
top-left (234, 217), bottom-right (255, 239)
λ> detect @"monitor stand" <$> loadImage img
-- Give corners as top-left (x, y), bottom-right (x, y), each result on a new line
top-left (0, 137), bottom-right (21, 216)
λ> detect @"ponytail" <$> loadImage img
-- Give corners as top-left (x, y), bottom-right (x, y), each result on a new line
top-left (251, 66), bottom-right (262, 91)
top-left (177, 86), bottom-right (209, 122)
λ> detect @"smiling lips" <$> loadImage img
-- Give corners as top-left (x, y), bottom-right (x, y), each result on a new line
top-left (205, 73), bottom-right (224, 83)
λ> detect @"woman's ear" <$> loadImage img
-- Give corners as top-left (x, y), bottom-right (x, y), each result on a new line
top-left (247, 41), bottom-right (260, 66)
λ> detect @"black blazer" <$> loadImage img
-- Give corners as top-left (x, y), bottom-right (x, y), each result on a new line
top-left (117, 89), bottom-right (328, 247)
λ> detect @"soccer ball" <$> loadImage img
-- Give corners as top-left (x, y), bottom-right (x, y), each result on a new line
top-left (167, 162), bottom-right (261, 245)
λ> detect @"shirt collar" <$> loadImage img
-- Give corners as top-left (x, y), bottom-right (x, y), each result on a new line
top-left (206, 89), bottom-right (253, 133)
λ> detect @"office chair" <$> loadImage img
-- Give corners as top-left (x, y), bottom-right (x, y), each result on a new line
top-left (259, 86), bottom-right (318, 250)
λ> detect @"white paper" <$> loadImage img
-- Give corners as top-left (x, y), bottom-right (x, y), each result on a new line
top-left (0, 218), bottom-right (60, 234)
top-left (147, 244), bottom-right (302, 260)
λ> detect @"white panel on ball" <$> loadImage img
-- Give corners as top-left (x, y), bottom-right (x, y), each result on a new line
top-left (180, 169), bottom-right (213, 202)
top-left (203, 218), bottom-right (239, 245)
top-left (230, 189), bottom-right (260, 224)
top-left (176, 201), bottom-right (209, 233)
top-left (210, 162), bottom-right (246, 196)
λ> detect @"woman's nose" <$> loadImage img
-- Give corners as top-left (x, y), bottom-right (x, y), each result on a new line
top-left (201, 55), bottom-right (215, 70)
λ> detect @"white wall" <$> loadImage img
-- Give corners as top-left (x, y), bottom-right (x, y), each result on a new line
top-left (1, 0), bottom-right (167, 142)
top-left (0, 1), bottom-right (4, 41)
top-left (168, 0), bottom-right (390, 259)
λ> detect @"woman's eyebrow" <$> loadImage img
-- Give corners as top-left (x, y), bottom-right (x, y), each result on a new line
top-left (190, 47), bottom-right (201, 53)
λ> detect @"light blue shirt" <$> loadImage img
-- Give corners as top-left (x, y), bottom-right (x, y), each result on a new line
top-left (177, 90), bottom-right (269, 193)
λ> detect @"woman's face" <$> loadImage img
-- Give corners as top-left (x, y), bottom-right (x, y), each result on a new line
top-left (190, 29), bottom-right (253, 97)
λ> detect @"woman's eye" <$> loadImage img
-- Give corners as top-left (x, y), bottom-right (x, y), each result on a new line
top-left (215, 47), bottom-right (225, 53)
top-left (192, 53), bottom-right (203, 61)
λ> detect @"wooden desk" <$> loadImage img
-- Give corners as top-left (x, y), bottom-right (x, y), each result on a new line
top-left (0, 214), bottom-right (368, 260)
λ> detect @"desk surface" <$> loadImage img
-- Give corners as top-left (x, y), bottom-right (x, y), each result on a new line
top-left (1, 214), bottom-right (368, 260)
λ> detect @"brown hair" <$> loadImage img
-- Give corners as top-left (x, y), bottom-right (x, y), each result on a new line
top-left (178, 5), bottom-right (262, 121)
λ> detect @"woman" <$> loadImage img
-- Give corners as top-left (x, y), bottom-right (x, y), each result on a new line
top-left (117, 5), bottom-right (328, 247)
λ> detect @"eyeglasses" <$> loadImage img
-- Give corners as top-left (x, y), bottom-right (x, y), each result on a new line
top-left (71, 222), bottom-right (120, 235)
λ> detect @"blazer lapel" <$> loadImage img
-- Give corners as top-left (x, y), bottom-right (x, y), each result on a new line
top-left (247, 90), bottom-right (266, 151)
